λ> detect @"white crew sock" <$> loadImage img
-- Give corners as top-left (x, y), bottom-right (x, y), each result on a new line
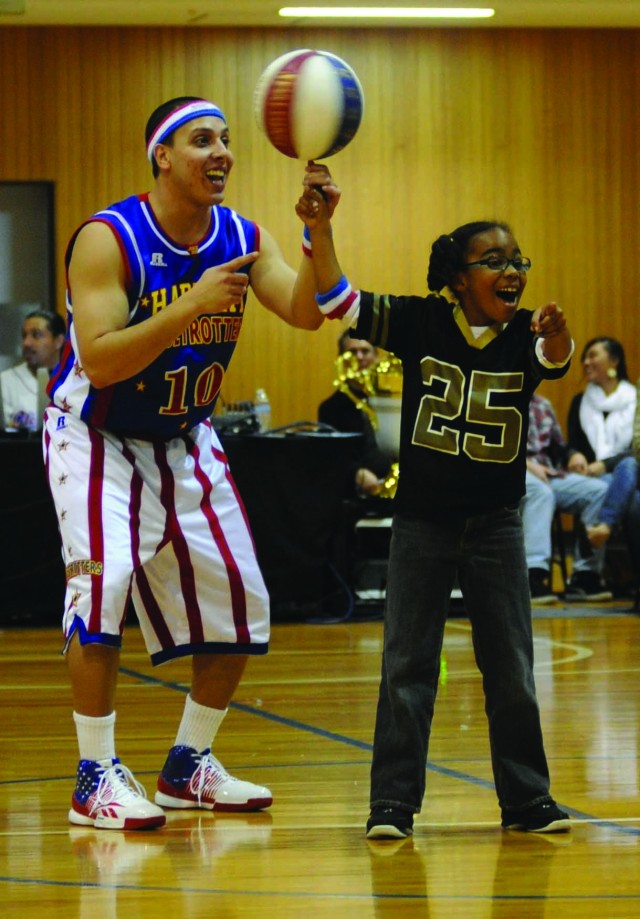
top-left (73, 711), bottom-right (116, 763)
top-left (174, 694), bottom-right (227, 753)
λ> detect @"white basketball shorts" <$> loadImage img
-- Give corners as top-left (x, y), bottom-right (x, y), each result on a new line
top-left (43, 408), bottom-right (270, 664)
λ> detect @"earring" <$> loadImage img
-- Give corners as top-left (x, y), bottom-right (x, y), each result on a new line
top-left (607, 367), bottom-right (617, 379)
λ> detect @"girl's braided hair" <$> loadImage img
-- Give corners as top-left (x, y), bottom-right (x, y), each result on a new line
top-left (427, 221), bottom-right (512, 294)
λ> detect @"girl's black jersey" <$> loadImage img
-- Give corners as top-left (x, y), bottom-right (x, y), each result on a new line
top-left (353, 291), bottom-right (569, 521)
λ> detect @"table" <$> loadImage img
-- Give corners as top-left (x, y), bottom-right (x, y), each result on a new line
top-left (220, 429), bottom-right (362, 618)
top-left (0, 433), bottom-right (65, 625)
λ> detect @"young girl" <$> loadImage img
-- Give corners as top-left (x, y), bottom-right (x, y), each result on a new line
top-left (297, 173), bottom-right (573, 839)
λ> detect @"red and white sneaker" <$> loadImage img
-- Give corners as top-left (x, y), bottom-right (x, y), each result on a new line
top-left (155, 745), bottom-right (273, 812)
top-left (69, 758), bottom-right (166, 830)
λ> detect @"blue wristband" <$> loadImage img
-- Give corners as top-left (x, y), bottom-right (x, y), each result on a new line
top-left (302, 225), bottom-right (312, 257)
top-left (316, 275), bottom-right (349, 308)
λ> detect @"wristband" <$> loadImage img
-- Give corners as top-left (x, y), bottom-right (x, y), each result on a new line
top-left (315, 274), bottom-right (360, 322)
top-left (302, 224), bottom-right (332, 257)
top-left (302, 225), bottom-right (312, 258)
top-left (535, 336), bottom-right (574, 369)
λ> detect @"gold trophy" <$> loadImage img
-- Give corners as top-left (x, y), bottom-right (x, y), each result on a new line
top-left (333, 349), bottom-right (402, 498)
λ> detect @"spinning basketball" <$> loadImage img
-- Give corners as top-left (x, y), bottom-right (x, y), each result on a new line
top-left (254, 49), bottom-right (364, 161)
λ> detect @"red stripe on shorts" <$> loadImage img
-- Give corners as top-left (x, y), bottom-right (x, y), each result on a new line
top-left (43, 423), bottom-right (51, 476)
top-left (154, 441), bottom-right (205, 645)
top-left (123, 439), bottom-right (176, 648)
top-left (190, 438), bottom-right (251, 645)
top-left (120, 440), bottom-right (168, 643)
top-left (135, 565), bottom-right (176, 649)
top-left (213, 443), bottom-right (258, 556)
top-left (87, 428), bottom-right (105, 632)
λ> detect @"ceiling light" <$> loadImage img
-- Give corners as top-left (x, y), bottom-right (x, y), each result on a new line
top-left (279, 7), bottom-right (495, 19)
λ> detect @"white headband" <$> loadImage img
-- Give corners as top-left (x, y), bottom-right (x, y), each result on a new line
top-left (147, 101), bottom-right (226, 162)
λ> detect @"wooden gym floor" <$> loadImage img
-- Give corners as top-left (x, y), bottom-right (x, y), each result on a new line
top-left (1, 602), bottom-right (639, 918)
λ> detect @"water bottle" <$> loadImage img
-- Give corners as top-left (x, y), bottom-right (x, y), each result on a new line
top-left (254, 387), bottom-right (272, 432)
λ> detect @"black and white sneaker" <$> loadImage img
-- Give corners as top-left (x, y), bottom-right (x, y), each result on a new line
top-left (564, 572), bottom-right (613, 602)
top-left (366, 807), bottom-right (414, 839)
top-left (528, 568), bottom-right (556, 605)
top-left (502, 801), bottom-right (571, 833)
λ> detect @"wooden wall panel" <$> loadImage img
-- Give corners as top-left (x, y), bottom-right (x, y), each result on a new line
top-left (0, 25), bottom-right (638, 432)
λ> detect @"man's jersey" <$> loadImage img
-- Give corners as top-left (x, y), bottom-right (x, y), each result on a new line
top-left (353, 291), bottom-right (570, 521)
top-left (49, 193), bottom-right (258, 439)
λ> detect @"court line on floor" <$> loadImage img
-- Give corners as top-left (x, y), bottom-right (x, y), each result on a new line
top-left (1, 873), bottom-right (639, 905)
top-left (447, 620), bottom-right (595, 667)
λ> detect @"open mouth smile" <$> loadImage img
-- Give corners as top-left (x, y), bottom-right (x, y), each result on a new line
top-left (496, 287), bottom-right (519, 306)
top-left (205, 169), bottom-right (226, 187)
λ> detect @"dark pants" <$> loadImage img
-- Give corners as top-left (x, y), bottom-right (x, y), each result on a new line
top-left (370, 507), bottom-right (552, 816)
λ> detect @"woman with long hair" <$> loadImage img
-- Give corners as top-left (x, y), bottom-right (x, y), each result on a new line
top-left (566, 336), bottom-right (639, 599)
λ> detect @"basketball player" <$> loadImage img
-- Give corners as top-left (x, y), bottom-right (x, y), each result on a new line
top-left (44, 97), bottom-right (338, 830)
top-left (297, 176), bottom-right (573, 838)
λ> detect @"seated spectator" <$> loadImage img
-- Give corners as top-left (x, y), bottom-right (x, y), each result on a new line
top-left (568, 337), bottom-right (635, 460)
top-left (522, 392), bottom-right (612, 603)
top-left (566, 336), bottom-right (639, 597)
top-left (0, 309), bottom-right (65, 432)
top-left (318, 331), bottom-right (393, 496)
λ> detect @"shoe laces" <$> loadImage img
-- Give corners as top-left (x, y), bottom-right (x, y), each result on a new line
top-left (189, 749), bottom-right (235, 804)
top-left (90, 761), bottom-right (149, 814)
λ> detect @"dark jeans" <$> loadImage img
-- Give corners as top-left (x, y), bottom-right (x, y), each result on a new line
top-left (600, 456), bottom-right (639, 528)
top-left (370, 507), bottom-right (553, 816)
